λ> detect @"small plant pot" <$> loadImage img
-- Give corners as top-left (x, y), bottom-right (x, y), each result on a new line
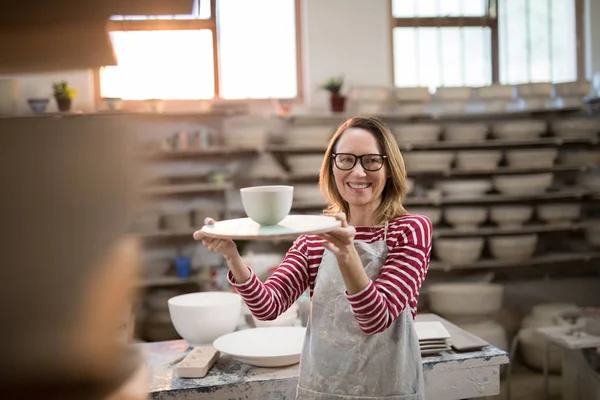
top-left (55, 97), bottom-right (72, 112)
top-left (329, 94), bottom-right (346, 113)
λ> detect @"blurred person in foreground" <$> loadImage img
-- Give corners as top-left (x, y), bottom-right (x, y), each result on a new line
top-left (0, 116), bottom-right (147, 400)
top-left (195, 116), bottom-right (432, 399)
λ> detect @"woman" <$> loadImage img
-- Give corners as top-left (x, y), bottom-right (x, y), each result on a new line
top-left (194, 116), bottom-right (432, 399)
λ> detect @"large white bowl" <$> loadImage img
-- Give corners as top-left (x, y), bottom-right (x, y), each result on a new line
top-left (434, 237), bottom-right (485, 265)
top-left (493, 173), bottom-right (553, 195)
top-left (435, 179), bottom-right (493, 199)
top-left (404, 151), bottom-right (455, 172)
top-left (489, 205), bottom-right (533, 228)
top-left (444, 123), bottom-right (488, 142)
top-left (444, 206), bottom-right (488, 230)
top-left (492, 121), bottom-right (546, 141)
top-left (168, 292), bottom-right (242, 347)
top-left (392, 123), bottom-right (442, 145)
top-left (505, 149), bottom-right (557, 169)
top-left (456, 151), bottom-right (502, 171)
top-left (488, 234), bottom-right (538, 261)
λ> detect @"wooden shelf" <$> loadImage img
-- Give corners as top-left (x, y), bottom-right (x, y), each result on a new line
top-left (142, 182), bottom-right (232, 196)
top-left (428, 251), bottom-right (600, 271)
top-left (142, 147), bottom-right (260, 161)
top-left (434, 220), bottom-right (599, 238)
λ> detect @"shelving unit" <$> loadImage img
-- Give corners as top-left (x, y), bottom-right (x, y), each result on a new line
top-left (133, 104), bottom-right (600, 342)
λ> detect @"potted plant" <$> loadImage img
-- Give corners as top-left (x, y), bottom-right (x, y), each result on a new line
top-left (52, 81), bottom-right (78, 112)
top-left (321, 76), bottom-right (345, 113)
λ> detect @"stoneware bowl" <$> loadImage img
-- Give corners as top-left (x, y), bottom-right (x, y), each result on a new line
top-left (168, 292), bottom-right (242, 347)
top-left (240, 185), bottom-right (294, 225)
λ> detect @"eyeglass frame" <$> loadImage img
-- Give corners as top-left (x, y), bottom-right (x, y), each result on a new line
top-left (331, 152), bottom-right (388, 171)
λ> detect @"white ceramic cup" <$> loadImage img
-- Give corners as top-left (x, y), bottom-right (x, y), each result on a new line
top-left (240, 185), bottom-right (294, 225)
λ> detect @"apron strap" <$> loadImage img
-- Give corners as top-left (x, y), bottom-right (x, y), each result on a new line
top-left (384, 221), bottom-right (389, 242)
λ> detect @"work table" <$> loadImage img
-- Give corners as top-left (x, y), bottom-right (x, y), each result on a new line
top-left (142, 317), bottom-right (509, 400)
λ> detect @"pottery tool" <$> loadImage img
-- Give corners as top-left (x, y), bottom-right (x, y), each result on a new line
top-left (176, 346), bottom-right (220, 378)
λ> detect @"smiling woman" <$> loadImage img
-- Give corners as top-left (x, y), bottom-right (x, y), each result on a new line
top-left (194, 116), bottom-right (432, 399)
top-left (99, 0), bottom-right (301, 102)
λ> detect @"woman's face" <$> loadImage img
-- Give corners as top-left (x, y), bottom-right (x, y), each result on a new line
top-left (332, 128), bottom-right (388, 209)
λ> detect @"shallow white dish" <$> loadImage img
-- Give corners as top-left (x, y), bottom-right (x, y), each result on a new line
top-left (213, 327), bottom-right (307, 367)
top-left (200, 215), bottom-right (341, 240)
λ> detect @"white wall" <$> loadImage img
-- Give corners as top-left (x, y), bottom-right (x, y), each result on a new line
top-left (302, 0), bottom-right (391, 106)
top-left (2, 0), bottom-right (599, 112)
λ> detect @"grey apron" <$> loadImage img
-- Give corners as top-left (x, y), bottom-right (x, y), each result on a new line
top-left (296, 223), bottom-right (425, 399)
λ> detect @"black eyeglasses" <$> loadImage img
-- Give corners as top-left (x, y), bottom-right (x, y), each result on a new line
top-left (332, 153), bottom-right (387, 171)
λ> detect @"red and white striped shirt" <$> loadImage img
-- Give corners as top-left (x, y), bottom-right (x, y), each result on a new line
top-left (228, 214), bottom-right (432, 335)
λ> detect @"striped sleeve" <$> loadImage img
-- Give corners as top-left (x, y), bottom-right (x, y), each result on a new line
top-left (346, 215), bottom-right (433, 335)
top-left (227, 235), bottom-right (310, 321)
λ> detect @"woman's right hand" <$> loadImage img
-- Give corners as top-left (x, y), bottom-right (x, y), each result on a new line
top-left (193, 217), bottom-right (238, 260)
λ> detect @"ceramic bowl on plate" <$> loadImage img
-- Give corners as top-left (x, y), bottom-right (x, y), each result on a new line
top-left (168, 292), bottom-right (242, 347)
top-left (213, 326), bottom-right (307, 367)
top-left (240, 185), bottom-right (294, 225)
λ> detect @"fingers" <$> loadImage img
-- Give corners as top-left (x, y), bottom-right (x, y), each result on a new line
top-left (192, 230), bottom-right (203, 240)
top-left (335, 212), bottom-right (348, 228)
top-left (204, 217), bottom-right (216, 225)
top-left (321, 241), bottom-right (340, 254)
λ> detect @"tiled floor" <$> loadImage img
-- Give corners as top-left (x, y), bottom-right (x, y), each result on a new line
top-left (489, 364), bottom-right (562, 400)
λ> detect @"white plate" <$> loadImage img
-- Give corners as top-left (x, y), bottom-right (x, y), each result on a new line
top-left (200, 215), bottom-right (341, 240)
top-left (213, 327), bottom-right (307, 367)
top-left (415, 321), bottom-right (451, 341)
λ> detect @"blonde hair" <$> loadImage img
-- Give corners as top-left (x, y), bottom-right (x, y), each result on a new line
top-left (319, 116), bottom-right (408, 225)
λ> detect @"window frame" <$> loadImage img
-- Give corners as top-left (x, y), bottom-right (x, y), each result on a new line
top-left (388, 0), bottom-right (586, 87)
top-left (94, 0), bottom-right (303, 108)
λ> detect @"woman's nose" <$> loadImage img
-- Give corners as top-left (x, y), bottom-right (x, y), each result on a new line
top-left (350, 162), bottom-right (367, 177)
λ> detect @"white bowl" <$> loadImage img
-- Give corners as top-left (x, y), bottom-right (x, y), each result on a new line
top-left (404, 151), bottom-right (455, 172)
top-left (434, 87), bottom-right (473, 101)
top-left (551, 118), bottom-right (600, 139)
top-left (287, 126), bottom-right (334, 146)
top-left (489, 205), bottom-right (533, 228)
top-left (492, 121), bottom-right (546, 141)
top-left (536, 203), bottom-right (581, 225)
top-left (435, 179), bottom-right (492, 198)
top-left (456, 151), bottom-right (502, 171)
top-left (428, 283), bottom-right (504, 318)
top-left (240, 185), bottom-right (293, 225)
top-left (493, 173), bottom-right (553, 195)
top-left (168, 292), bottom-right (242, 347)
top-left (488, 234), bottom-right (538, 261)
top-left (444, 206), bottom-right (488, 230)
top-left (476, 85), bottom-right (515, 100)
top-left (516, 82), bottom-right (553, 97)
top-left (392, 124), bottom-right (442, 145)
top-left (505, 149), bottom-right (557, 169)
top-left (434, 237), bottom-right (484, 265)
top-left (393, 87), bottom-right (431, 102)
top-left (444, 123), bottom-right (488, 142)
top-left (287, 154), bottom-right (323, 176)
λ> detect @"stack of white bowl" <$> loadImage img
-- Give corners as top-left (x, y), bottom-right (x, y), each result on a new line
top-left (428, 283), bottom-right (508, 350)
top-left (347, 85), bottom-right (391, 114)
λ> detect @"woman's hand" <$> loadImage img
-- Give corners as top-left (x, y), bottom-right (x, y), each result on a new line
top-left (193, 218), bottom-right (250, 283)
top-left (318, 213), bottom-right (357, 260)
top-left (193, 218), bottom-right (238, 260)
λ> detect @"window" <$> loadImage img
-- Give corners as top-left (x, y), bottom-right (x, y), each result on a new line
top-left (100, 0), bottom-right (300, 101)
top-left (391, 0), bottom-right (583, 88)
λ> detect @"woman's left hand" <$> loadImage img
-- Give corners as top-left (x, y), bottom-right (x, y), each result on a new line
top-left (318, 212), bottom-right (356, 258)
